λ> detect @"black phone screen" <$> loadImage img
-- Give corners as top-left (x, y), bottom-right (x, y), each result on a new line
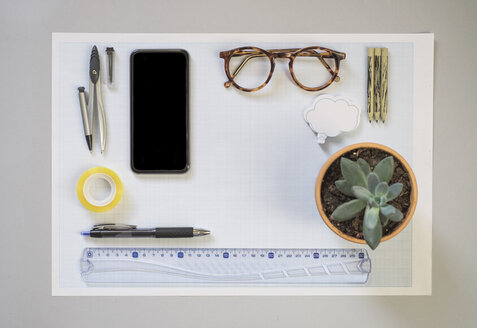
top-left (130, 50), bottom-right (189, 173)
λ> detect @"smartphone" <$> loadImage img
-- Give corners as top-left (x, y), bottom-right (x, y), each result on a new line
top-left (130, 49), bottom-right (189, 173)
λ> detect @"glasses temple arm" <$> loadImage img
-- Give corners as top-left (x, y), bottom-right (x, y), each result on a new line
top-left (230, 54), bottom-right (266, 79)
top-left (317, 56), bottom-right (336, 77)
top-left (296, 51), bottom-right (337, 77)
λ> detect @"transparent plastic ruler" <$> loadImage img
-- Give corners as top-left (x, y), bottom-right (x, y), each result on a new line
top-left (81, 248), bottom-right (371, 284)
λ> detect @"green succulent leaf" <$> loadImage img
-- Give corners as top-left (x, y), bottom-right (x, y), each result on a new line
top-left (366, 172), bottom-right (380, 193)
top-left (357, 158), bottom-right (371, 176)
top-left (340, 158), bottom-right (367, 188)
top-left (380, 204), bottom-right (395, 217)
top-left (363, 206), bottom-right (382, 250)
top-left (390, 210), bottom-right (404, 222)
top-left (335, 180), bottom-right (355, 197)
top-left (374, 156), bottom-right (394, 183)
top-left (369, 198), bottom-right (379, 207)
top-left (380, 205), bottom-right (404, 222)
top-left (331, 199), bottom-right (366, 221)
top-left (379, 212), bottom-right (389, 227)
top-left (351, 186), bottom-right (374, 202)
top-left (387, 183), bottom-right (403, 201)
top-left (364, 206), bottom-right (379, 230)
top-left (374, 182), bottom-right (389, 197)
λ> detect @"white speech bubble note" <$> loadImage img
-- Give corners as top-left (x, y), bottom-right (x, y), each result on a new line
top-left (304, 95), bottom-right (361, 144)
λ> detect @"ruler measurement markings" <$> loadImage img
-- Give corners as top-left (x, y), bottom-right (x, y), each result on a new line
top-left (82, 248), bottom-right (364, 279)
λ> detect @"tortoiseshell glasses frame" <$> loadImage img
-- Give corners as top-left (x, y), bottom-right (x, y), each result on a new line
top-left (219, 46), bottom-right (346, 92)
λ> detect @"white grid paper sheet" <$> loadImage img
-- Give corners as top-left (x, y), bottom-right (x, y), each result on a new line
top-left (52, 33), bottom-right (433, 295)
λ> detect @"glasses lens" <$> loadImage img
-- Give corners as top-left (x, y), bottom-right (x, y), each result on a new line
top-left (228, 48), bottom-right (271, 90)
top-left (292, 49), bottom-right (336, 89)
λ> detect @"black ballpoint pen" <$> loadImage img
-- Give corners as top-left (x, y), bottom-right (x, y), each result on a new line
top-left (81, 224), bottom-right (210, 238)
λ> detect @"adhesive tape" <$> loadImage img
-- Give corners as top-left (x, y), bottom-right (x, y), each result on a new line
top-left (77, 167), bottom-right (123, 213)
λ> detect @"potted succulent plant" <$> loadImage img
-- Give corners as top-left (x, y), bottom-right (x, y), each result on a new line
top-left (315, 143), bottom-right (417, 249)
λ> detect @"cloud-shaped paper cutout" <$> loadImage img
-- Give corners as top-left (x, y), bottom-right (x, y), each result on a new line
top-left (304, 95), bottom-right (361, 144)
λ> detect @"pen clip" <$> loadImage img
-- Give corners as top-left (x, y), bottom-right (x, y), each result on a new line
top-left (92, 224), bottom-right (137, 231)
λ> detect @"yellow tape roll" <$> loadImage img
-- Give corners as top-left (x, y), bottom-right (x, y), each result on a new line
top-left (77, 167), bottom-right (123, 213)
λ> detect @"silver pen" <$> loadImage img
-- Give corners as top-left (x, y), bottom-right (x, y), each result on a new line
top-left (77, 87), bottom-right (92, 152)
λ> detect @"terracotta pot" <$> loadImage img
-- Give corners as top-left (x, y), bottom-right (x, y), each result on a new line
top-left (315, 142), bottom-right (418, 244)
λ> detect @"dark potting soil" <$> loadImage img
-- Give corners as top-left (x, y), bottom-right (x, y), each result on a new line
top-left (321, 147), bottom-right (412, 239)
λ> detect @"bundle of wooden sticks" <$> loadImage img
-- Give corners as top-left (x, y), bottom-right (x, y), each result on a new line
top-left (367, 48), bottom-right (388, 123)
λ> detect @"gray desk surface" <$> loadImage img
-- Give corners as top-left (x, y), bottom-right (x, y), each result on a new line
top-left (1, 0), bottom-right (476, 327)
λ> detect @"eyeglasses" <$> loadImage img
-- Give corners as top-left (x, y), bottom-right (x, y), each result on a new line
top-left (219, 46), bottom-right (346, 92)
